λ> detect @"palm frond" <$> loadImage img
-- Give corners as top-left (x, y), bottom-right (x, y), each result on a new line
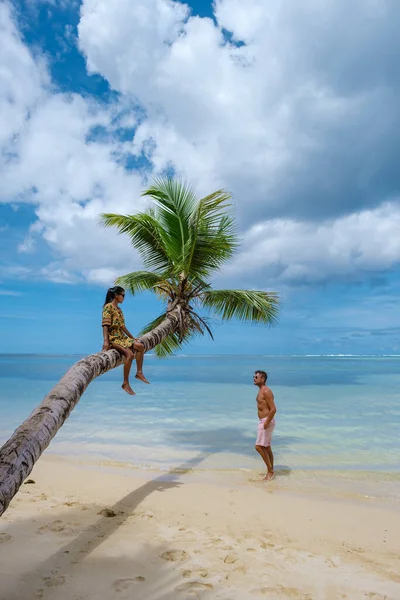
top-left (192, 189), bottom-right (233, 230)
top-left (100, 212), bottom-right (171, 272)
top-left (115, 271), bottom-right (168, 296)
top-left (142, 178), bottom-right (197, 272)
top-left (185, 191), bottom-right (239, 277)
top-left (201, 289), bottom-right (280, 325)
top-left (152, 332), bottom-right (184, 358)
top-left (137, 313), bottom-right (198, 358)
top-left (187, 308), bottom-right (215, 340)
top-left (143, 177), bottom-right (197, 219)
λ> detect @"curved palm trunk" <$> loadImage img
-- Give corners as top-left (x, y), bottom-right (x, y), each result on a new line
top-left (0, 308), bottom-right (182, 517)
top-left (138, 302), bottom-right (184, 351)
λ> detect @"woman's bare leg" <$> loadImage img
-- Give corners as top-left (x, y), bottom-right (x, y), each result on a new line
top-left (111, 344), bottom-right (135, 395)
top-left (133, 341), bottom-right (150, 384)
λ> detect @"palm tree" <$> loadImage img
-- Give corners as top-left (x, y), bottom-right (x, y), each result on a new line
top-left (101, 178), bottom-right (279, 356)
top-left (0, 178), bottom-right (278, 516)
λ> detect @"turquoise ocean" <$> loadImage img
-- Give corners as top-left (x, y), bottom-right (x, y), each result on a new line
top-left (1, 354), bottom-right (399, 501)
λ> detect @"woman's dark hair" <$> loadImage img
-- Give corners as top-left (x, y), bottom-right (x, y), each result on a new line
top-left (104, 286), bottom-right (125, 305)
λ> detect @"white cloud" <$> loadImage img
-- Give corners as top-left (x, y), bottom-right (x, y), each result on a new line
top-left (0, 2), bottom-right (144, 283)
top-left (0, 0), bottom-right (399, 289)
top-left (0, 2), bottom-right (48, 152)
top-left (225, 201), bottom-right (400, 284)
top-left (78, 0), bottom-right (400, 222)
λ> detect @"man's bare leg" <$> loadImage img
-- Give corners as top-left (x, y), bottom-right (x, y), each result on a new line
top-left (133, 341), bottom-right (150, 384)
top-left (266, 446), bottom-right (274, 471)
top-left (255, 444), bottom-right (274, 480)
top-left (261, 447), bottom-right (275, 480)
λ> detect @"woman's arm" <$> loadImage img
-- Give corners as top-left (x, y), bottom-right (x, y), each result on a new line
top-left (102, 325), bottom-right (111, 351)
top-left (122, 325), bottom-right (135, 339)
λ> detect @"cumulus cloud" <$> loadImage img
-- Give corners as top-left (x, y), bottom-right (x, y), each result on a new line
top-left (79, 0), bottom-right (400, 222)
top-left (224, 201), bottom-right (400, 285)
top-left (1, 2), bottom-right (145, 285)
top-left (1, 0), bottom-right (400, 287)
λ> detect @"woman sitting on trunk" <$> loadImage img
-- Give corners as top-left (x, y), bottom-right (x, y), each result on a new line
top-left (102, 286), bottom-right (149, 396)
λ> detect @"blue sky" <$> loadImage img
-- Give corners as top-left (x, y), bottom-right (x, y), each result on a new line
top-left (1, 0), bottom-right (400, 354)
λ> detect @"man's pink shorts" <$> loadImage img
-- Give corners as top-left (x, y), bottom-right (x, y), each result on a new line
top-left (256, 418), bottom-right (275, 447)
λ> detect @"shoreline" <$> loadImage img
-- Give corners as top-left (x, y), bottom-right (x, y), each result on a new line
top-left (43, 450), bottom-right (400, 505)
top-left (1, 455), bottom-right (399, 599)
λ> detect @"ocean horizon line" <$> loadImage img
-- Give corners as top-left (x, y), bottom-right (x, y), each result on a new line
top-left (1, 352), bottom-right (399, 358)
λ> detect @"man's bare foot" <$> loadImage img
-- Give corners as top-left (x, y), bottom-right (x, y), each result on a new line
top-left (265, 472), bottom-right (275, 481)
top-left (135, 372), bottom-right (150, 384)
top-left (122, 382), bottom-right (136, 396)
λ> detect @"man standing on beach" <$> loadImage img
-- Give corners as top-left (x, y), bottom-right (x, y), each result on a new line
top-left (254, 370), bottom-right (276, 481)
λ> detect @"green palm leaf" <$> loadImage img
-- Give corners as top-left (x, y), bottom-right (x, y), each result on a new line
top-left (143, 178), bottom-right (197, 274)
top-left (99, 177), bottom-right (280, 356)
top-left (100, 212), bottom-right (171, 272)
top-left (115, 271), bottom-right (167, 295)
top-left (186, 191), bottom-right (238, 277)
top-left (138, 312), bottom-right (198, 358)
top-left (201, 289), bottom-right (280, 325)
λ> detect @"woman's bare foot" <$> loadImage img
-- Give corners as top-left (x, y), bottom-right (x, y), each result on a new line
top-left (135, 372), bottom-right (150, 384)
top-left (265, 472), bottom-right (275, 481)
top-left (122, 382), bottom-right (136, 395)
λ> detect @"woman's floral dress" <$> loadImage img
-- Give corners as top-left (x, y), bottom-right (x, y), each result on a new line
top-left (102, 303), bottom-right (135, 349)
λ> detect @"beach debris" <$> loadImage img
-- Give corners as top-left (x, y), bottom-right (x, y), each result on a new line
top-left (24, 479), bottom-right (36, 485)
top-left (161, 549), bottom-right (188, 562)
top-left (98, 508), bottom-right (117, 518)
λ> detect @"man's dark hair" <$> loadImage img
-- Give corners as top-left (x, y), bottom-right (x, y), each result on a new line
top-left (255, 370), bottom-right (268, 383)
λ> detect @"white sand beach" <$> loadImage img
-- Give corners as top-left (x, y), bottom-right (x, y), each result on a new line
top-left (0, 455), bottom-right (399, 600)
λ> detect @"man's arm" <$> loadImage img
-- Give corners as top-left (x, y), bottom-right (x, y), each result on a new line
top-left (263, 390), bottom-right (277, 429)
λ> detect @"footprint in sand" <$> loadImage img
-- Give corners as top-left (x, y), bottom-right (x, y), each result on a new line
top-left (181, 569), bottom-right (209, 579)
top-left (181, 570), bottom-right (192, 578)
top-left (161, 550), bottom-right (188, 562)
top-left (261, 541), bottom-right (275, 549)
top-left (251, 586), bottom-right (312, 599)
top-left (43, 575), bottom-right (65, 587)
top-left (223, 553), bottom-right (237, 564)
top-left (175, 582), bottom-right (213, 594)
top-left (38, 520), bottom-right (65, 534)
top-left (112, 577), bottom-right (145, 592)
top-left (0, 533), bottom-right (12, 543)
top-left (141, 511), bottom-right (154, 519)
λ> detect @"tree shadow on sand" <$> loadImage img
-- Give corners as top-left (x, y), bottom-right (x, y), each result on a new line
top-left (1, 429), bottom-right (296, 599)
top-left (1, 452), bottom-right (212, 600)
